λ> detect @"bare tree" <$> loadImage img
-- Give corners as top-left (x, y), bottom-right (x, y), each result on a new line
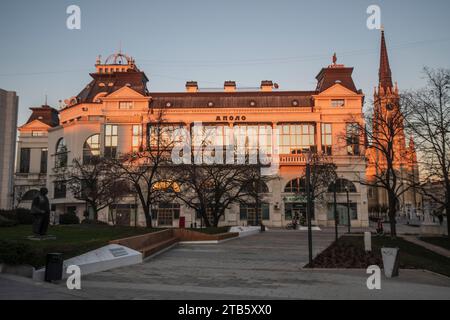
top-left (173, 163), bottom-right (265, 227)
top-left (355, 101), bottom-right (417, 237)
top-left (63, 157), bottom-right (129, 221)
top-left (110, 108), bottom-right (176, 227)
top-left (402, 67), bottom-right (450, 237)
top-left (308, 153), bottom-right (338, 214)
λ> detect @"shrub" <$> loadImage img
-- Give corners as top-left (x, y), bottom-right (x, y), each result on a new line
top-left (0, 215), bottom-right (18, 227)
top-left (0, 240), bottom-right (38, 266)
top-left (59, 213), bottom-right (80, 225)
top-left (14, 208), bottom-right (33, 225)
top-left (0, 208), bottom-right (33, 225)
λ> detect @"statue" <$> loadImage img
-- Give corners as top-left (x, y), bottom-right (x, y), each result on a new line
top-left (332, 53), bottom-right (337, 65)
top-left (31, 188), bottom-right (50, 236)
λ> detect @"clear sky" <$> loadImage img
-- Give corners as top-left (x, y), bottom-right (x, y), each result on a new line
top-left (1, 0), bottom-right (450, 125)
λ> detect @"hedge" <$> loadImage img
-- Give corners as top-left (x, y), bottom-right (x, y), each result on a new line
top-left (0, 208), bottom-right (33, 225)
top-left (59, 213), bottom-right (80, 225)
top-left (0, 240), bottom-right (39, 266)
top-left (0, 215), bottom-right (18, 227)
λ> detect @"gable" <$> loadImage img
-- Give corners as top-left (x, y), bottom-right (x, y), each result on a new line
top-left (103, 86), bottom-right (147, 100)
top-left (316, 83), bottom-right (361, 97)
top-left (19, 119), bottom-right (51, 131)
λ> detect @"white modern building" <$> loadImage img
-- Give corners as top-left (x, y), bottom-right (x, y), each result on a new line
top-left (0, 88), bottom-right (18, 209)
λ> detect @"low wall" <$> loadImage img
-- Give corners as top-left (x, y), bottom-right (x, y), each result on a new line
top-left (174, 229), bottom-right (238, 242)
top-left (110, 228), bottom-right (239, 252)
top-left (109, 229), bottom-right (174, 251)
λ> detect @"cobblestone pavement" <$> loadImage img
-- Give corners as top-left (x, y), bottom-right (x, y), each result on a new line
top-left (1, 228), bottom-right (450, 300)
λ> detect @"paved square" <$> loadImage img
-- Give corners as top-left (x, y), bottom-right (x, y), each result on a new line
top-left (1, 229), bottom-right (449, 300)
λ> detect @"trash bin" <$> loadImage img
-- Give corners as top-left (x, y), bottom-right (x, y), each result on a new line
top-left (45, 253), bottom-right (63, 282)
top-left (260, 224), bottom-right (266, 232)
top-left (381, 247), bottom-right (400, 278)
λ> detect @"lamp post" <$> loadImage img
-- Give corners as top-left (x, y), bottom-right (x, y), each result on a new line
top-left (333, 180), bottom-right (338, 241)
top-left (345, 186), bottom-right (351, 234)
top-left (305, 153), bottom-right (313, 266)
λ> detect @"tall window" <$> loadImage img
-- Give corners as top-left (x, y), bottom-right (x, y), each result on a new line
top-left (54, 181), bottom-right (66, 199)
top-left (83, 134), bottom-right (100, 163)
top-left (19, 148), bottom-right (30, 173)
top-left (119, 101), bottom-right (133, 110)
top-left (55, 138), bottom-right (68, 168)
top-left (105, 125), bottom-right (118, 158)
top-left (321, 123), bottom-right (332, 155)
top-left (279, 124), bottom-right (315, 154)
top-left (148, 124), bottom-right (182, 148)
top-left (40, 148), bottom-right (48, 173)
top-left (132, 125), bottom-right (142, 152)
top-left (327, 203), bottom-right (357, 220)
top-left (239, 203), bottom-right (270, 225)
top-left (346, 123), bottom-right (360, 156)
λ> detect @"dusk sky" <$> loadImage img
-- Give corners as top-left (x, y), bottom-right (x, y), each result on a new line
top-left (1, 0), bottom-right (450, 125)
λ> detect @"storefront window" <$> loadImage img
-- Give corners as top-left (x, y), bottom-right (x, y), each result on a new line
top-left (279, 124), bottom-right (315, 154)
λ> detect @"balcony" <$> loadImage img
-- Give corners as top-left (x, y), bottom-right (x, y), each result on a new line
top-left (279, 154), bottom-right (308, 165)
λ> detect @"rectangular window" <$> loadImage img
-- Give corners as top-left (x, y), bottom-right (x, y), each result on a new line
top-left (40, 148), bottom-right (48, 173)
top-left (239, 203), bottom-right (270, 224)
top-left (105, 124), bottom-right (118, 158)
top-left (132, 125), bottom-right (142, 152)
top-left (54, 181), bottom-right (66, 199)
top-left (346, 123), bottom-right (360, 156)
top-left (327, 203), bottom-right (358, 221)
top-left (279, 124), bottom-right (315, 154)
top-left (32, 131), bottom-right (45, 137)
top-left (321, 123), bottom-right (332, 155)
top-left (19, 148), bottom-right (30, 173)
top-left (119, 101), bottom-right (133, 110)
top-left (331, 99), bottom-right (345, 107)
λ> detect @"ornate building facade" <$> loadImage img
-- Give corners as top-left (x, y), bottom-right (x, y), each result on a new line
top-left (16, 50), bottom-right (372, 228)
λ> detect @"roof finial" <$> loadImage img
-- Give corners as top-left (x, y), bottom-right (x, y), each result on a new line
top-left (332, 52), bottom-right (337, 65)
top-left (45, 94), bottom-right (48, 106)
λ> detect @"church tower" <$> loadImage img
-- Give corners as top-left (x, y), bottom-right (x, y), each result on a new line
top-left (367, 29), bottom-right (420, 217)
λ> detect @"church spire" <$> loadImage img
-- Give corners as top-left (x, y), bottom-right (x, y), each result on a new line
top-left (379, 29), bottom-right (393, 90)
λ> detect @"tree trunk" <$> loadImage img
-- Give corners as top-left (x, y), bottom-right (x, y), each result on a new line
top-left (143, 206), bottom-right (152, 228)
top-left (388, 198), bottom-right (397, 238)
top-left (446, 197), bottom-right (450, 239)
top-left (199, 208), bottom-right (210, 228)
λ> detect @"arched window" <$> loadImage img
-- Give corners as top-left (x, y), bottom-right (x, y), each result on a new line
top-left (83, 134), bottom-right (100, 164)
top-left (328, 179), bottom-right (357, 193)
top-left (55, 138), bottom-right (68, 168)
top-left (22, 189), bottom-right (39, 201)
top-left (284, 178), bottom-right (306, 193)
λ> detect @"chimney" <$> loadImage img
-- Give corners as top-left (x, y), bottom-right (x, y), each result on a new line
top-left (260, 80), bottom-right (273, 92)
top-left (224, 81), bottom-right (236, 92)
top-left (185, 81), bottom-right (198, 93)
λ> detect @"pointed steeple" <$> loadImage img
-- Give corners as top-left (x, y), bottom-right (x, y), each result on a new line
top-left (379, 28), bottom-right (393, 90)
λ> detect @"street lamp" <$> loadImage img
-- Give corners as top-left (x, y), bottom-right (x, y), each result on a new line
top-left (345, 186), bottom-right (351, 234)
top-left (333, 180), bottom-right (338, 241)
top-left (305, 152), bottom-right (313, 266)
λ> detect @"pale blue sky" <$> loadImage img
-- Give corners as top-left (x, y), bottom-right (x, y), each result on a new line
top-left (1, 0), bottom-right (450, 125)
